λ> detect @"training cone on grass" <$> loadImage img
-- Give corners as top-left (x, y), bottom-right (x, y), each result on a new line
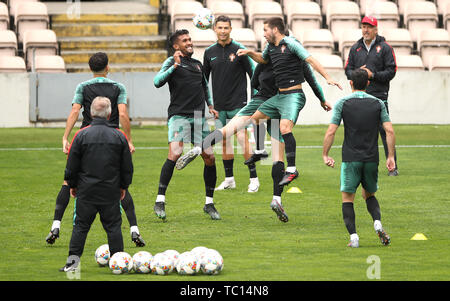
top-left (410, 233), bottom-right (428, 240)
top-left (287, 187), bottom-right (302, 193)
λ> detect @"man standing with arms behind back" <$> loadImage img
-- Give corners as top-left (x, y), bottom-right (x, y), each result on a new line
top-left (345, 16), bottom-right (398, 176)
top-left (203, 15), bottom-right (261, 193)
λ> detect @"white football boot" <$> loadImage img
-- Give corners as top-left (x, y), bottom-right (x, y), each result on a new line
top-left (247, 177), bottom-right (260, 193)
top-left (215, 177), bottom-right (236, 191)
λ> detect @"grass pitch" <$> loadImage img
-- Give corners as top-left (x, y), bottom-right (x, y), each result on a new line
top-left (0, 125), bottom-right (449, 281)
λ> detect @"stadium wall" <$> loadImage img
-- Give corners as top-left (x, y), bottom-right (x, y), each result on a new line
top-left (0, 71), bottom-right (449, 127)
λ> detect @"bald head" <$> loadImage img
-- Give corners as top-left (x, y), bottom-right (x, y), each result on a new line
top-left (91, 96), bottom-right (111, 119)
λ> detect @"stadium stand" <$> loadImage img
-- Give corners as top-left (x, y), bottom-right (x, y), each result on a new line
top-left (395, 54), bottom-right (425, 70)
top-left (0, 30), bottom-right (18, 56)
top-left (8, 0), bottom-right (38, 18)
top-left (209, 1), bottom-right (245, 28)
top-left (313, 53), bottom-right (344, 71)
top-left (365, 1), bottom-right (399, 31)
top-left (22, 29), bottom-right (58, 70)
top-left (230, 27), bottom-right (258, 50)
top-left (248, 0), bottom-right (283, 43)
top-left (302, 28), bottom-right (334, 55)
top-left (418, 28), bottom-right (450, 69)
top-left (381, 28), bottom-right (414, 55)
top-left (190, 27), bottom-right (216, 61)
top-left (14, 1), bottom-right (49, 43)
top-left (403, 1), bottom-right (438, 42)
top-left (428, 54), bottom-right (450, 71)
top-left (172, 0), bottom-right (204, 31)
top-left (445, 1), bottom-right (450, 29)
top-left (437, 0), bottom-right (450, 15)
top-left (285, 0), bottom-right (322, 42)
top-left (359, 0), bottom-right (387, 16)
top-left (0, 55), bottom-right (26, 72)
top-left (326, 1), bottom-right (360, 43)
top-left (34, 54), bottom-right (66, 73)
top-left (339, 28), bottom-right (361, 61)
top-left (0, 2), bottom-right (8, 31)
top-left (243, 0), bottom-right (273, 16)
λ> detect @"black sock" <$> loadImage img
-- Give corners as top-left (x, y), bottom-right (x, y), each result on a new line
top-left (366, 196), bottom-right (381, 221)
top-left (158, 159), bottom-right (176, 196)
top-left (254, 123), bottom-right (266, 151)
top-left (223, 159), bottom-right (234, 178)
top-left (53, 185), bottom-right (70, 221)
top-left (248, 163), bottom-right (257, 178)
top-left (342, 202), bottom-right (356, 235)
top-left (272, 161), bottom-right (285, 196)
top-left (202, 129), bottom-right (223, 150)
top-left (282, 132), bottom-right (296, 167)
top-left (204, 164), bottom-right (217, 198)
top-left (121, 189), bottom-right (137, 227)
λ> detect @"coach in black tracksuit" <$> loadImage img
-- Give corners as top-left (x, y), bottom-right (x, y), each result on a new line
top-left (345, 16), bottom-right (398, 175)
top-left (63, 97), bottom-right (133, 263)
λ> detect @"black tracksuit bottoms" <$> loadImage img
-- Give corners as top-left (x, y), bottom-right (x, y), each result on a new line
top-left (69, 198), bottom-right (123, 258)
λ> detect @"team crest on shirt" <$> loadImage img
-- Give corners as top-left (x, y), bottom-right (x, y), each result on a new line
top-left (281, 45), bottom-right (286, 53)
top-left (229, 53), bottom-right (236, 62)
top-left (376, 45), bottom-right (381, 53)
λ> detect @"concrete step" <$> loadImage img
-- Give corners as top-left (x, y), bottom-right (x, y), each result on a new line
top-left (52, 22), bottom-right (158, 38)
top-left (66, 63), bottom-right (162, 73)
top-left (61, 49), bottom-right (167, 64)
top-left (43, 1), bottom-right (158, 16)
top-left (58, 36), bottom-right (167, 51)
top-left (51, 13), bottom-right (158, 24)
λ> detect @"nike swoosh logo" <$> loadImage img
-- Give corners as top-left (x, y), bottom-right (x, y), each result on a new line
top-left (64, 266), bottom-right (74, 272)
top-left (211, 57), bottom-right (217, 61)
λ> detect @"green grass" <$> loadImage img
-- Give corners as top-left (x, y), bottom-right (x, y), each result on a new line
top-left (0, 125), bottom-right (449, 281)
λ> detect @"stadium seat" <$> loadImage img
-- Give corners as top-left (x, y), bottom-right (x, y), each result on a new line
top-left (248, 1), bottom-right (283, 42)
top-left (436, 0), bottom-right (450, 15)
top-left (428, 55), bottom-right (450, 71)
top-left (382, 28), bottom-right (413, 55)
top-left (395, 55), bottom-right (425, 71)
top-left (8, 0), bottom-right (37, 18)
top-left (339, 29), bottom-right (361, 62)
top-left (34, 55), bottom-right (66, 73)
top-left (326, 1), bottom-right (360, 42)
top-left (15, 1), bottom-right (49, 43)
top-left (230, 27), bottom-right (258, 51)
top-left (0, 30), bottom-right (18, 56)
top-left (321, 0), bottom-right (348, 15)
top-left (417, 28), bottom-right (450, 69)
top-left (167, 0), bottom-right (196, 17)
top-left (313, 53), bottom-right (344, 72)
top-left (260, 29), bottom-right (294, 51)
top-left (171, 1), bottom-right (204, 31)
top-left (206, 0), bottom-right (234, 10)
top-left (364, 1), bottom-right (399, 31)
top-left (244, 0), bottom-right (274, 16)
top-left (445, 1), bottom-right (450, 30)
top-left (359, 0), bottom-right (387, 16)
top-left (302, 29), bottom-right (334, 55)
top-left (209, 1), bottom-right (245, 28)
top-left (22, 29), bottom-right (58, 70)
top-left (190, 28), bottom-right (216, 61)
top-left (397, 0), bottom-right (426, 16)
top-left (0, 55), bottom-right (26, 72)
top-left (285, 1), bottom-right (322, 42)
top-left (404, 1), bottom-right (438, 42)
top-left (0, 2), bottom-right (8, 31)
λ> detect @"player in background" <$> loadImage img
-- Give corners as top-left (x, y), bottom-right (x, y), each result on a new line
top-left (45, 52), bottom-right (145, 247)
top-left (203, 15), bottom-right (261, 193)
top-left (153, 29), bottom-right (220, 220)
top-left (322, 69), bottom-right (394, 248)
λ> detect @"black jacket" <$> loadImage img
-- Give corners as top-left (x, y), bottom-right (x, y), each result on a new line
top-left (64, 118), bottom-right (133, 204)
top-left (345, 35), bottom-right (397, 101)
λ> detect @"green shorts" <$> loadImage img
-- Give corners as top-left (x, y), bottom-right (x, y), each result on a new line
top-left (256, 89), bottom-right (306, 124)
top-left (215, 108), bottom-right (243, 129)
top-left (237, 97), bottom-right (284, 143)
top-left (167, 115), bottom-right (210, 144)
top-left (340, 161), bottom-right (379, 193)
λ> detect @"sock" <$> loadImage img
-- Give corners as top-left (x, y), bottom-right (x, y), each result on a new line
top-left (53, 185), bottom-right (70, 221)
top-left (282, 132), bottom-right (296, 168)
top-left (248, 162), bottom-right (257, 178)
top-left (272, 161), bottom-right (285, 197)
top-left (121, 189), bottom-right (137, 227)
top-left (273, 195), bottom-right (281, 204)
top-left (202, 129), bottom-right (223, 150)
top-left (156, 195), bottom-right (165, 203)
top-left (158, 159), bottom-right (176, 196)
top-left (223, 159), bottom-right (234, 178)
top-left (254, 123), bottom-right (266, 151)
top-left (204, 164), bottom-right (217, 198)
top-left (130, 225), bottom-right (139, 235)
top-left (51, 220), bottom-right (61, 231)
top-left (366, 196), bottom-right (381, 221)
top-left (342, 202), bottom-right (356, 235)
top-left (205, 196), bottom-right (214, 205)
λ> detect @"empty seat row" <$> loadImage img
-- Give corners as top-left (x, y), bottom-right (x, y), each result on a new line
top-left (0, 55), bottom-right (66, 72)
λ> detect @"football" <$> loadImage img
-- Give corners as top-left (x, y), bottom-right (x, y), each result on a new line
top-left (94, 244), bottom-right (110, 267)
top-left (200, 248), bottom-right (224, 275)
top-left (150, 252), bottom-right (174, 275)
top-left (109, 252), bottom-right (133, 275)
top-left (191, 246), bottom-right (208, 258)
top-left (132, 251), bottom-right (152, 274)
top-left (176, 251), bottom-right (200, 275)
top-left (192, 8), bottom-right (214, 30)
top-left (163, 249), bottom-right (180, 268)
